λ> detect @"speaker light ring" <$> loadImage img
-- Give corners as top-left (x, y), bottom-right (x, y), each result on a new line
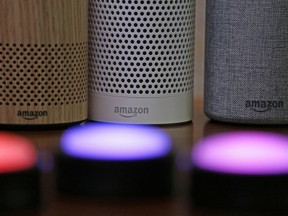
top-left (192, 131), bottom-right (288, 175)
top-left (61, 123), bottom-right (172, 161)
top-left (0, 133), bottom-right (37, 174)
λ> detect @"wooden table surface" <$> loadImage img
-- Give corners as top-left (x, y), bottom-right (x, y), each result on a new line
top-left (4, 98), bottom-right (287, 216)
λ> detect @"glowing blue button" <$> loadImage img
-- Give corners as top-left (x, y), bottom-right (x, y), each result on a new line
top-left (61, 123), bottom-right (172, 161)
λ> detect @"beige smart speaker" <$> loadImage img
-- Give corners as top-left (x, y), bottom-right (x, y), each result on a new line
top-left (0, 0), bottom-right (88, 128)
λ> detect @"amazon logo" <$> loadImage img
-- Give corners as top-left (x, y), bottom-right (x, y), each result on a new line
top-left (17, 111), bottom-right (48, 120)
top-left (245, 100), bottom-right (284, 113)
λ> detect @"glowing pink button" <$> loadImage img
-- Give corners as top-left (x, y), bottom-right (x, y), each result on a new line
top-left (0, 133), bottom-right (37, 174)
top-left (192, 131), bottom-right (288, 175)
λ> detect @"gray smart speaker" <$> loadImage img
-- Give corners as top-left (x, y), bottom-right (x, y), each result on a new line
top-left (204, 0), bottom-right (288, 124)
top-left (89, 0), bottom-right (195, 125)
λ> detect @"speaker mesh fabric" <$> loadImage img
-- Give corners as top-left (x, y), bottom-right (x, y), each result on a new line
top-left (89, 0), bottom-right (195, 96)
top-left (204, 0), bottom-right (288, 124)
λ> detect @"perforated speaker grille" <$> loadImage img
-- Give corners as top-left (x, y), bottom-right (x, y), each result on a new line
top-left (89, 0), bottom-right (195, 96)
top-left (0, 43), bottom-right (88, 107)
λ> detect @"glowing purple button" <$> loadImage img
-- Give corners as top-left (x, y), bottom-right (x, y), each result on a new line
top-left (61, 123), bottom-right (172, 161)
top-left (192, 131), bottom-right (288, 175)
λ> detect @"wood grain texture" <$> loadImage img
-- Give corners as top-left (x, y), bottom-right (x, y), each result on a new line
top-left (0, 0), bottom-right (88, 125)
top-left (0, 0), bottom-right (88, 44)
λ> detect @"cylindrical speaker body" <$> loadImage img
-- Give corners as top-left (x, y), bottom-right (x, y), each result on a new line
top-left (0, 0), bottom-right (88, 127)
top-left (204, 1), bottom-right (288, 124)
top-left (89, 0), bottom-right (195, 124)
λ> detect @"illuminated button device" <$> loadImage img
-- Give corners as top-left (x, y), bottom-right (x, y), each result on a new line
top-left (0, 133), bottom-right (39, 211)
top-left (57, 123), bottom-right (173, 197)
top-left (191, 131), bottom-right (288, 213)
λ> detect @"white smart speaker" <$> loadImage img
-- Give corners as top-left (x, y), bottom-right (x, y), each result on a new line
top-left (89, 0), bottom-right (195, 124)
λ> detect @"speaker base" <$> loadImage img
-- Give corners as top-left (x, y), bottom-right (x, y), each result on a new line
top-left (205, 110), bottom-right (288, 125)
top-left (89, 93), bottom-right (193, 125)
top-left (57, 154), bottom-right (173, 198)
top-left (0, 168), bottom-right (40, 212)
top-left (0, 120), bottom-right (86, 131)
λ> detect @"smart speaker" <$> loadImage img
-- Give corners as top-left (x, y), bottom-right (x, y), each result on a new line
top-left (0, 0), bottom-right (88, 128)
top-left (0, 132), bottom-right (40, 211)
top-left (89, 0), bottom-right (195, 124)
top-left (191, 132), bottom-right (288, 213)
top-left (204, 1), bottom-right (288, 124)
top-left (57, 123), bottom-right (173, 197)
